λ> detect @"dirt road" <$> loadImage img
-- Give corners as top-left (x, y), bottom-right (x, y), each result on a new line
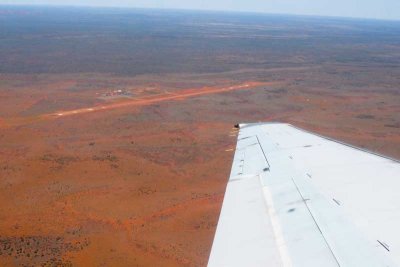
top-left (0, 81), bottom-right (279, 129)
top-left (47, 81), bottom-right (277, 119)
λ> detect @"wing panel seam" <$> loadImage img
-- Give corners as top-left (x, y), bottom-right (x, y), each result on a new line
top-left (291, 177), bottom-right (341, 267)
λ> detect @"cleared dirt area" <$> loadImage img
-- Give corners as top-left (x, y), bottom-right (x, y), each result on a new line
top-left (44, 81), bottom-right (274, 120)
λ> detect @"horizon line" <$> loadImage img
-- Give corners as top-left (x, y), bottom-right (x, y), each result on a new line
top-left (1, 3), bottom-right (400, 23)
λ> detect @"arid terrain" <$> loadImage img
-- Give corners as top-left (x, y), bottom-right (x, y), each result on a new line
top-left (0, 6), bottom-right (400, 266)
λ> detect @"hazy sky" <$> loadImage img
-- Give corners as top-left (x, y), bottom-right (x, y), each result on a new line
top-left (2, 0), bottom-right (400, 21)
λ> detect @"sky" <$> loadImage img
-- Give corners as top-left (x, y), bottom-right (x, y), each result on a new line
top-left (1, 0), bottom-right (400, 21)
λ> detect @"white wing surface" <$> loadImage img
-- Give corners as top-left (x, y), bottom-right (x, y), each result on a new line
top-left (208, 123), bottom-right (400, 267)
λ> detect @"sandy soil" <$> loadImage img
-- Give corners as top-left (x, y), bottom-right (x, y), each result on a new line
top-left (0, 70), bottom-right (399, 266)
top-left (1, 7), bottom-right (400, 266)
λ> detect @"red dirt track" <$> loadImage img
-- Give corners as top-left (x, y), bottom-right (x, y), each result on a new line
top-left (47, 81), bottom-right (272, 119)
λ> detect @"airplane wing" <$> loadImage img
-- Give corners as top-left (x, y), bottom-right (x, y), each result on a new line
top-left (208, 123), bottom-right (400, 267)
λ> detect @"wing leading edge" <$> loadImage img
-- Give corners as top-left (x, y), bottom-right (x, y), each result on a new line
top-left (208, 123), bottom-right (400, 267)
